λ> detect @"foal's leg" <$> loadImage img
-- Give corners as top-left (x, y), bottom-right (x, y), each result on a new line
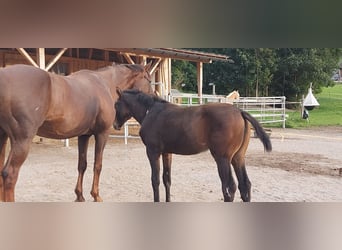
top-left (75, 135), bottom-right (91, 202)
top-left (146, 147), bottom-right (161, 202)
top-left (211, 153), bottom-right (236, 202)
top-left (162, 153), bottom-right (172, 202)
top-left (231, 122), bottom-right (251, 202)
top-left (232, 155), bottom-right (251, 202)
top-left (0, 131), bottom-right (8, 201)
top-left (90, 132), bottom-right (109, 202)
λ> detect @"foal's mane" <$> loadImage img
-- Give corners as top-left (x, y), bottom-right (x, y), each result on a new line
top-left (124, 89), bottom-right (167, 109)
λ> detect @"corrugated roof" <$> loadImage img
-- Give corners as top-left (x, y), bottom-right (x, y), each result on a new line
top-left (104, 48), bottom-right (230, 63)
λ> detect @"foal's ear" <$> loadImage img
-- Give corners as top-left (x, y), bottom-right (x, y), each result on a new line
top-left (116, 87), bottom-right (122, 97)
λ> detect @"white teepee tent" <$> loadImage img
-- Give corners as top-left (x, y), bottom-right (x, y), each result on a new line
top-left (303, 83), bottom-right (319, 110)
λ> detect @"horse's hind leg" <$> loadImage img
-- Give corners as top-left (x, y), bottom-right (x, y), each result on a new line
top-left (0, 131), bottom-right (8, 201)
top-left (2, 137), bottom-right (32, 201)
top-left (75, 135), bottom-right (91, 202)
top-left (211, 153), bottom-right (236, 202)
top-left (90, 132), bottom-right (109, 202)
top-left (162, 153), bottom-right (172, 202)
top-left (231, 122), bottom-right (251, 202)
top-left (231, 155), bottom-right (251, 202)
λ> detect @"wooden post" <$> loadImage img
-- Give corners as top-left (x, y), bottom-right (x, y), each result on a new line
top-left (197, 62), bottom-right (203, 104)
top-left (141, 56), bottom-right (147, 65)
top-left (167, 58), bottom-right (171, 96)
top-left (161, 58), bottom-right (172, 96)
top-left (159, 58), bottom-right (171, 96)
top-left (36, 48), bottom-right (46, 143)
top-left (37, 48), bottom-right (45, 69)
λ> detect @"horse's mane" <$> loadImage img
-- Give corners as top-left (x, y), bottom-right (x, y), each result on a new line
top-left (124, 89), bottom-right (167, 109)
top-left (94, 65), bottom-right (113, 72)
top-left (70, 64), bottom-right (145, 75)
top-left (123, 64), bottom-right (144, 72)
top-left (95, 63), bottom-right (144, 73)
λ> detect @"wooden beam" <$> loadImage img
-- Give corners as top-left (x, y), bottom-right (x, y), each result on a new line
top-left (122, 53), bottom-right (135, 64)
top-left (197, 62), bottom-right (203, 104)
top-left (149, 58), bottom-right (161, 75)
top-left (17, 48), bottom-right (39, 67)
top-left (45, 48), bottom-right (68, 71)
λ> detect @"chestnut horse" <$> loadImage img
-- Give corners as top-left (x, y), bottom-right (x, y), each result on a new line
top-left (0, 63), bottom-right (153, 201)
top-left (114, 89), bottom-right (272, 202)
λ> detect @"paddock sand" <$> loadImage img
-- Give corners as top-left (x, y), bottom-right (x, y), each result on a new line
top-left (14, 126), bottom-right (342, 202)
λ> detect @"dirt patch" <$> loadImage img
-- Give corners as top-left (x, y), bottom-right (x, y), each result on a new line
top-left (248, 151), bottom-right (341, 177)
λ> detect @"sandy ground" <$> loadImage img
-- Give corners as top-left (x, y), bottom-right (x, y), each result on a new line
top-left (13, 126), bottom-right (342, 202)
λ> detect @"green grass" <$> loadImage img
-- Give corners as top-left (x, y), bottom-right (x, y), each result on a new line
top-left (285, 84), bottom-right (342, 128)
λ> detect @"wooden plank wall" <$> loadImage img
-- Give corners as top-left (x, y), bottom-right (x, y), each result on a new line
top-left (0, 50), bottom-right (112, 73)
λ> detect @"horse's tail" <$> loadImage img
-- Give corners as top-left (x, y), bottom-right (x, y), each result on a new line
top-left (241, 110), bottom-right (272, 152)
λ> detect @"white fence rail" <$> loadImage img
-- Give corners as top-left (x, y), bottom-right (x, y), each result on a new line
top-left (169, 93), bottom-right (227, 105)
top-left (169, 93), bottom-right (287, 128)
top-left (233, 96), bottom-right (287, 128)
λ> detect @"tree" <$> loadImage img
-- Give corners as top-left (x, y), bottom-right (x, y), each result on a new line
top-left (237, 48), bottom-right (277, 97)
top-left (202, 48), bottom-right (246, 95)
top-left (171, 59), bottom-right (197, 92)
top-left (270, 48), bottom-right (342, 101)
top-left (171, 48), bottom-right (342, 101)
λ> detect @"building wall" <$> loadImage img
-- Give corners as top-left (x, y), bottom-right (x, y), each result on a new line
top-left (0, 50), bottom-right (112, 74)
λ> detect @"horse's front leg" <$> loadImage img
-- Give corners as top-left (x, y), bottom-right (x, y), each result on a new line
top-left (146, 147), bottom-right (161, 202)
top-left (90, 132), bottom-right (109, 202)
top-left (162, 153), bottom-right (172, 202)
top-left (75, 135), bottom-right (91, 202)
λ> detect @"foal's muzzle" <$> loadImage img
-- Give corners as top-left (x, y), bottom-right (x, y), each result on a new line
top-left (113, 122), bottom-right (122, 130)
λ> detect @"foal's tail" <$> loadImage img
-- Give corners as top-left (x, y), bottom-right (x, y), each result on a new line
top-left (241, 111), bottom-right (272, 152)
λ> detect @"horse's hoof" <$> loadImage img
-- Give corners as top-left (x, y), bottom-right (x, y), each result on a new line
top-left (94, 196), bottom-right (103, 202)
top-left (75, 196), bottom-right (85, 202)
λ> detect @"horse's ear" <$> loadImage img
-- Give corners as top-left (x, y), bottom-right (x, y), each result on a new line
top-left (116, 87), bottom-right (122, 97)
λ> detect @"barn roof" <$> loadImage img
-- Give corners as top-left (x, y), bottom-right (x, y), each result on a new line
top-left (103, 48), bottom-right (230, 63)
